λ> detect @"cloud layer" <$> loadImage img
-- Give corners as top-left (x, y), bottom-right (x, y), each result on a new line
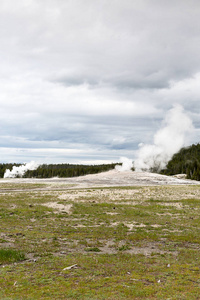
top-left (0, 0), bottom-right (200, 163)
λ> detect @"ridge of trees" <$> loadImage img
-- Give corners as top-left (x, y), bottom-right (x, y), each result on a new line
top-left (0, 163), bottom-right (118, 178)
top-left (160, 143), bottom-right (200, 181)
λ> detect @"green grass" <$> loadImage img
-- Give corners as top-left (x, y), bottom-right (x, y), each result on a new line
top-left (0, 249), bottom-right (25, 264)
top-left (84, 247), bottom-right (101, 252)
top-left (0, 183), bottom-right (47, 190)
top-left (0, 183), bottom-right (200, 299)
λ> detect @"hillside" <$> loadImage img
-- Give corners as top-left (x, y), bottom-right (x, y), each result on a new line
top-left (161, 143), bottom-right (200, 180)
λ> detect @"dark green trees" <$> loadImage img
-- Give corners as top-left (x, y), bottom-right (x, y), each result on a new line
top-left (0, 163), bottom-right (117, 178)
top-left (161, 143), bottom-right (200, 180)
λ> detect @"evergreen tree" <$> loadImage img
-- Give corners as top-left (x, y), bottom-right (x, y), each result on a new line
top-left (160, 143), bottom-right (200, 181)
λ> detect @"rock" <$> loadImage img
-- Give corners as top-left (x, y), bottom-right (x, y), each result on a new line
top-left (63, 264), bottom-right (78, 271)
top-left (173, 174), bottom-right (187, 179)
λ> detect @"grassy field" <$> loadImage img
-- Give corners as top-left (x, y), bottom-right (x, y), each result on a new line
top-left (0, 182), bottom-right (199, 299)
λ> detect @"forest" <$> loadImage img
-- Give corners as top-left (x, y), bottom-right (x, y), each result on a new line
top-left (0, 163), bottom-right (117, 178)
top-left (160, 143), bottom-right (200, 180)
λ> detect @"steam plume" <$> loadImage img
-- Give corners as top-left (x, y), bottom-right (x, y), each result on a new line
top-left (134, 104), bottom-right (193, 172)
top-left (4, 161), bottom-right (39, 178)
top-left (115, 157), bottom-right (133, 171)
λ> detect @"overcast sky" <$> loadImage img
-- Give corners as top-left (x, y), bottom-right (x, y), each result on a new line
top-left (0, 0), bottom-right (200, 164)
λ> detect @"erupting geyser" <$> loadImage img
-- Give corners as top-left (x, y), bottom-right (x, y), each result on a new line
top-left (134, 104), bottom-right (194, 172)
top-left (115, 157), bottom-right (133, 171)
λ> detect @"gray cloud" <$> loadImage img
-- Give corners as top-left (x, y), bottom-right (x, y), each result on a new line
top-left (0, 0), bottom-right (199, 163)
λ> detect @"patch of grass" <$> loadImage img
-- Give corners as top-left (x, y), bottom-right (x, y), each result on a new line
top-left (0, 183), bottom-right (47, 190)
top-left (166, 231), bottom-right (200, 244)
top-left (118, 244), bottom-right (131, 251)
top-left (180, 198), bottom-right (200, 206)
top-left (128, 230), bottom-right (159, 242)
top-left (0, 248), bottom-right (25, 264)
top-left (84, 247), bottom-right (101, 252)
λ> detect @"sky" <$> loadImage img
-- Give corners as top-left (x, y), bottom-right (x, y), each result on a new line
top-left (0, 0), bottom-right (200, 164)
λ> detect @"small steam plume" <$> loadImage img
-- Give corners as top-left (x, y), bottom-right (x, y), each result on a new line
top-left (115, 157), bottom-right (133, 171)
top-left (4, 161), bottom-right (39, 178)
top-left (134, 104), bottom-right (194, 172)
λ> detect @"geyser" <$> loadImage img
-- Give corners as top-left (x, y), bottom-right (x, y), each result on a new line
top-left (134, 104), bottom-right (193, 172)
top-left (4, 161), bottom-right (39, 178)
top-left (115, 157), bottom-right (133, 171)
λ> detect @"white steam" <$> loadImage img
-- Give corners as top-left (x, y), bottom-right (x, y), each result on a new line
top-left (4, 161), bottom-right (39, 178)
top-left (134, 104), bottom-right (194, 172)
top-left (115, 157), bottom-right (133, 171)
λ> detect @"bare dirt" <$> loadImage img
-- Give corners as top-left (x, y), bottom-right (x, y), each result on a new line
top-left (42, 202), bottom-right (73, 214)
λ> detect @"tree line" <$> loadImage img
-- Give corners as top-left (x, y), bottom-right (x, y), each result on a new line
top-left (0, 163), bottom-right (118, 178)
top-left (160, 143), bottom-right (200, 181)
